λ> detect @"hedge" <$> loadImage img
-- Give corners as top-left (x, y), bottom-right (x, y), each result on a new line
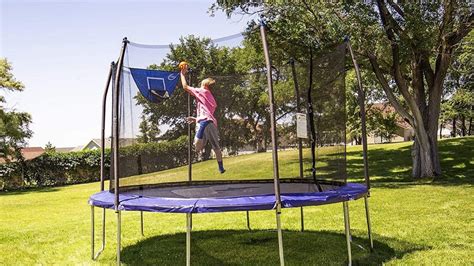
top-left (0, 136), bottom-right (188, 191)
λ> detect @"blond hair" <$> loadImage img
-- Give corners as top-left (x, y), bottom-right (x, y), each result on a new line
top-left (200, 78), bottom-right (216, 88)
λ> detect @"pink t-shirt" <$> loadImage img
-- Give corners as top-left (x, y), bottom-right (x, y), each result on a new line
top-left (188, 86), bottom-right (217, 125)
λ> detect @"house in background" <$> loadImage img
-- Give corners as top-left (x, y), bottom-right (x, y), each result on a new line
top-left (0, 147), bottom-right (45, 164)
top-left (81, 138), bottom-right (112, 151)
top-left (56, 147), bottom-right (75, 153)
top-left (76, 138), bottom-right (135, 151)
top-left (366, 103), bottom-right (415, 144)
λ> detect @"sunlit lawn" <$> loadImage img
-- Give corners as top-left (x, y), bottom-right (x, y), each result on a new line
top-left (0, 137), bottom-right (472, 265)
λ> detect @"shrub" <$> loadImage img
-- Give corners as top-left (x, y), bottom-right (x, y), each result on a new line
top-left (0, 136), bottom-right (188, 191)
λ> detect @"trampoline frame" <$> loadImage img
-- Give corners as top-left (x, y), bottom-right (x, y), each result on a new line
top-left (90, 22), bottom-right (373, 266)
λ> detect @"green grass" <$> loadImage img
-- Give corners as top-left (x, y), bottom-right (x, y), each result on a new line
top-left (0, 137), bottom-right (473, 265)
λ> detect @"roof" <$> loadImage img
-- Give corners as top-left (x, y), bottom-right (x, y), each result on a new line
top-left (0, 147), bottom-right (45, 164)
top-left (80, 138), bottom-right (136, 151)
top-left (71, 145), bottom-right (85, 152)
top-left (90, 138), bottom-right (112, 148)
top-left (21, 147), bottom-right (45, 160)
top-left (369, 103), bottom-right (412, 129)
top-left (55, 147), bottom-right (75, 153)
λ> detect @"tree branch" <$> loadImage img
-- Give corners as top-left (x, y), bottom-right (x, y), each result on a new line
top-left (411, 54), bottom-right (427, 124)
top-left (386, 0), bottom-right (405, 18)
top-left (432, 2), bottom-right (472, 99)
top-left (421, 53), bottom-right (435, 89)
top-left (446, 13), bottom-right (474, 46)
top-left (376, 0), bottom-right (404, 37)
top-left (377, 0), bottom-right (417, 118)
top-left (367, 53), bottom-right (414, 126)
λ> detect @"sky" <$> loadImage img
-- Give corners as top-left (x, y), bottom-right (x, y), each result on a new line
top-left (0, 0), bottom-right (252, 148)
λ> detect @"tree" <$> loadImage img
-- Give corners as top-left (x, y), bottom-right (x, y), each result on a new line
top-left (367, 106), bottom-right (399, 143)
top-left (441, 31), bottom-right (473, 137)
top-left (213, 1), bottom-right (473, 178)
top-left (353, 1), bottom-right (472, 177)
top-left (44, 142), bottom-right (56, 153)
top-left (137, 114), bottom-right (160, 143)
top-left (0, 58), bottom-right (33, 162)
top-left (442, 89), bottom-right (474, 137)
top-left (346, 69), bottom-right (387, 145)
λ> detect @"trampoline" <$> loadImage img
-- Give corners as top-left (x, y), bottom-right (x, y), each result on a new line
top-left (89, 21), bottom-right (374, 266)
top-left (90, 180), bottom-right (368, 213)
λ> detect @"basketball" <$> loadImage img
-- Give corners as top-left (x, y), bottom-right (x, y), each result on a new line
top-left (179, 61), bottom-right (188, 70)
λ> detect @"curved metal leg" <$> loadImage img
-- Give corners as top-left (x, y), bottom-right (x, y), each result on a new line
top-left (364, 196), bottom-right (374, 251)
top-left (343, 202), bottom-right (352, 266)
top-left (92, 206), bottom-right (107, 260)
top-left (91, 206), bottom-right (95, 260)
top-left (186, 213), bottom-right (192, 266)
top-left (246, 211), bottom-right (251, 230)
top-left (140, 211), bottom-right (144, 236)
top-left (300, 207), bottom-right (304, 232)
top-left (117, 211), bottom-right (121, 265)
top-left (276, 208), bottom-right (285, 266)
top-left (92, 207), bottom-right (106, 260)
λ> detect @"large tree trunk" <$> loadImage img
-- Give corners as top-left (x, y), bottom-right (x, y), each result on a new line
top-left (439, 123), bottom-right (443, 139)
top-left (461, 115), bottom-right (466, 136)
top-left (411, 122), bottom-right (440, 178)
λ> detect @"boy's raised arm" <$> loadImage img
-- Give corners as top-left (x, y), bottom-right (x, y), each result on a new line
top-left (180, 64), bottom-right (192, 94)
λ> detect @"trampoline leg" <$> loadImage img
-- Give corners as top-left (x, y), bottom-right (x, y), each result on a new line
top-left (92, 207), bottom-right (106, 260)
top-left (364, 196), bottom-right (374, 251)
top-left (186, 213), bottom-right (192, 266)
top-left (117, 211), bottom-right (121, 265)
top-left (343, 202), bottom-right (352, 266)
top-left (300, 207), bottom-right (304, 232)
top-left (276, 209), bottom-right (285, 266)
top-left (91, 206), bottom-right (95, 260)
top-left (246, 211), bottom-right (251, 230)
top-left (140, 211), bottom-right (144, 236)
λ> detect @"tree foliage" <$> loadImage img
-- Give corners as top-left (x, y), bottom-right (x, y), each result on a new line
top-left (213, 0), bottom-right (473, 178)
top-left (441, 31), bottom-right (473, 136)
top-left (136, 35), bottom-right (298, 154)
top-left (0, 58), bottom-right (33, 162)
top-left (44, 142), bottom-right (56, 153)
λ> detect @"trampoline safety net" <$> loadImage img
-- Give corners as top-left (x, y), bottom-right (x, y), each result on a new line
top-left (109, 35), bottom-right (348, 192)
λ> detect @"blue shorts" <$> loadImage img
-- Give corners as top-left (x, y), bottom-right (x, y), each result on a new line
top-left (196, 120), bottom-right (211, 139)
top-left (194, 120), bottom-right (220, 150)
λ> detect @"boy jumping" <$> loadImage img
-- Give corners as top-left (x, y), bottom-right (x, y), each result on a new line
top-left (180, 63), bottom-right (225, 173)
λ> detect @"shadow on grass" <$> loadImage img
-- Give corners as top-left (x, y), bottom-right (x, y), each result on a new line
top-left (0, 186), bottom-right (60, 196)
top-left (121, 229), bottom-right (427, 265)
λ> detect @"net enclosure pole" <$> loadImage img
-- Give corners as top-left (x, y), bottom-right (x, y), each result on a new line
top-left (347, 40), bottom-right (370, 190)
top-left (289, 58), bottom-right (304, 179)
top-left (306, 48), bottom-right (323, 192)
top-left (290, 58), bottom-right (305, 232)
top-left (187, 70), bottom-right (193, 229)
top-left (100, 61), bottom-right (115, 191)
top-left (187, 69), bottom-right (193, 183)
top-left (348, 40), bottom-right (374, 251)
top-left (92, 61), bottom-right (115, 260)
top-left (112, 37), bottom-right (128, 265)
top-left (112, 37), bottom-right (128, 209)
top-left (259, 18), bottom-right (284, 266)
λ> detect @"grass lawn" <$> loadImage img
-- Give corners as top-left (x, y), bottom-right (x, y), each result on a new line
top-left (0, 137), bottom-right (473, 265)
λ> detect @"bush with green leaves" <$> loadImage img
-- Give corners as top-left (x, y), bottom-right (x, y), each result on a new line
top-left (0, 136), bottom-right (188, 190)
